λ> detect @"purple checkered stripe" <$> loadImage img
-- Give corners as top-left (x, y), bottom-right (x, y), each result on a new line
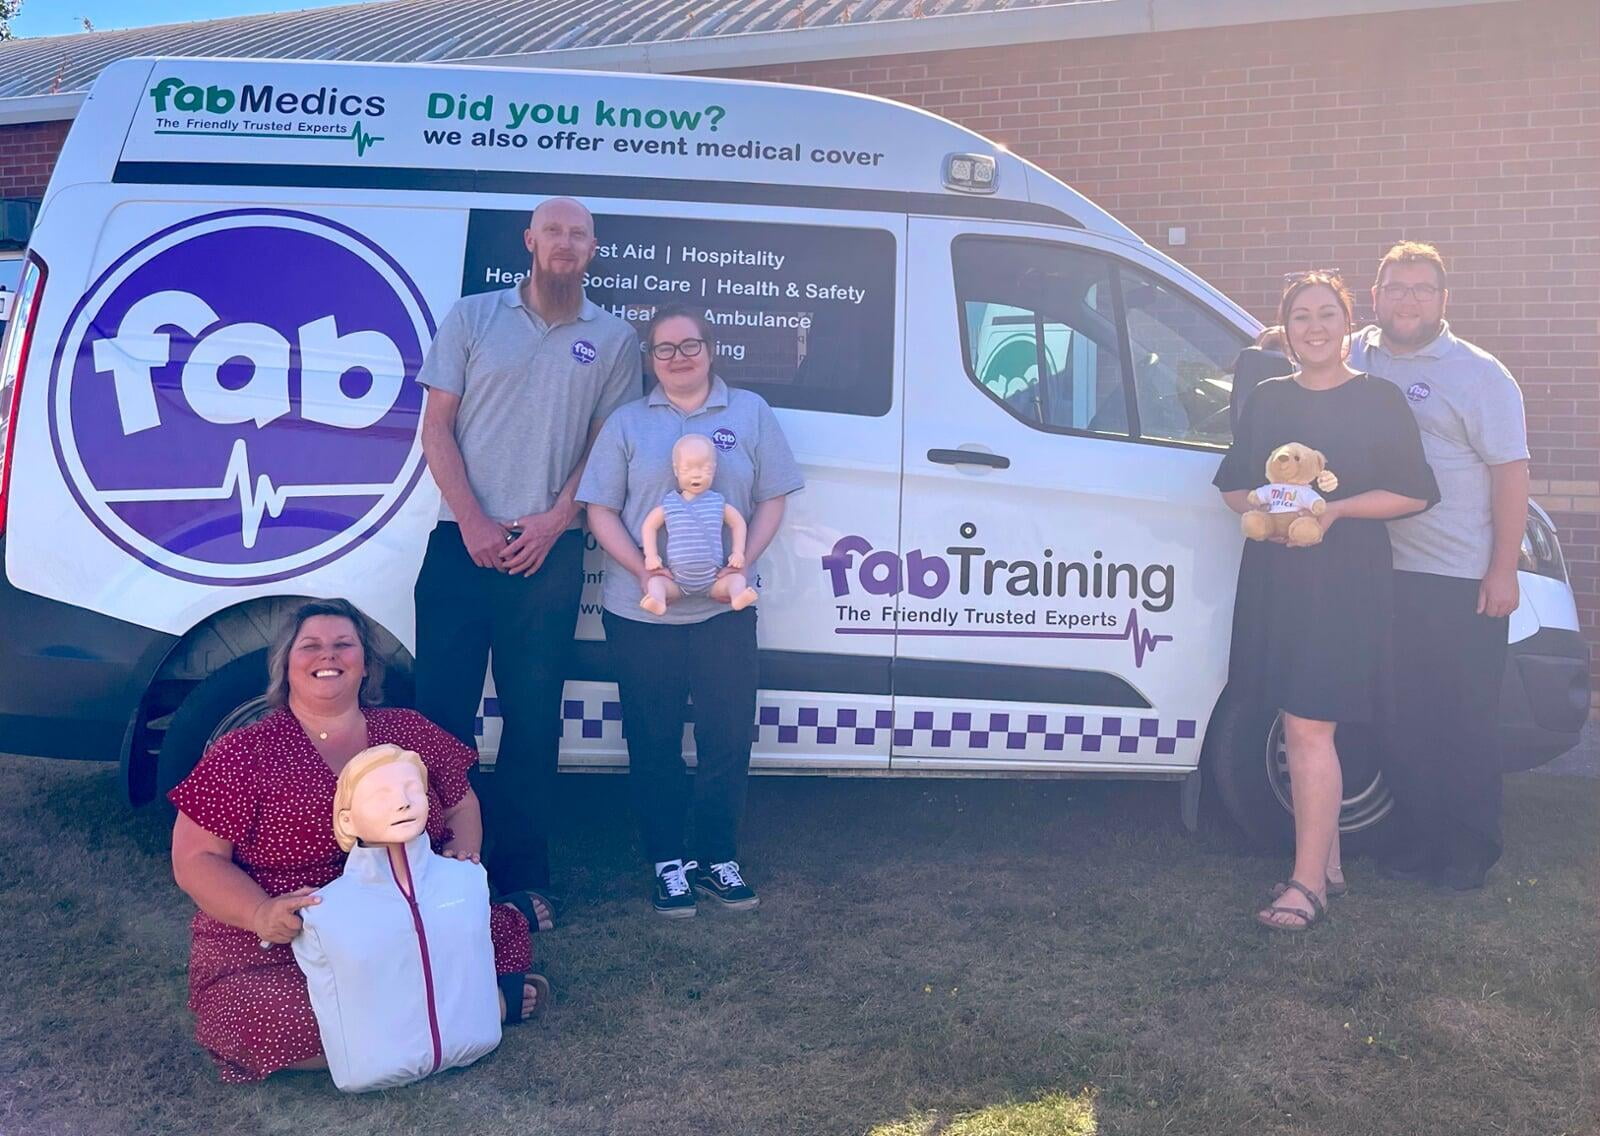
top-left (480, 697), bottom-right (1197, 755)
top-left (888, 710), bottom-right (1198, 755)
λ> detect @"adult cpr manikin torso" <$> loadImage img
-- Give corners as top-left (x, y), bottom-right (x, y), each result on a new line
top-left (292, 749), bottom-right (501, 1092)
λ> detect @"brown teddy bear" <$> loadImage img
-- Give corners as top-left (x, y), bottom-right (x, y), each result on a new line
top-left (1241, 442), bottom-right (1340, 547)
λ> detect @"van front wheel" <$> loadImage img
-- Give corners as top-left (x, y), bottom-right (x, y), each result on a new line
top-left (1205, 690), bottom-right (1399, 852)
top-left (155, 651), bottom-right (272, 801)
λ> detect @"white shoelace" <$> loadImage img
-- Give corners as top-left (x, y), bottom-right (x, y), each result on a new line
top-left (658, 861), bottom-right (691, 897)
top-left (707, 860), bottom-right (745, 888)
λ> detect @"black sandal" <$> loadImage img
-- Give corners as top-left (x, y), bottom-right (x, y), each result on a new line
top-left (1273, 875), bottom-right (1347, 900)
top-left (1256, 878), bottom-right (1327, 932)
top-left (499, 972), bottom-right (551, 1024)
top-left (497, 888), bottom-right (563, 933)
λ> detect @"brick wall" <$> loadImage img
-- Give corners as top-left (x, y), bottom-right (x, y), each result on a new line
top-left (715, 0), bottom-right (1600, 693)
top-left (0, 119), bottom-right (68, 200)
top-left (0, 0), bottom-right (1595, 690)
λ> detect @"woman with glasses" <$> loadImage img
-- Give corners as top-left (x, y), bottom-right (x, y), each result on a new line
top-left (577, 304), bottom-right (804, 918)
top-left (1214, 273), bottom-right (1437, 931)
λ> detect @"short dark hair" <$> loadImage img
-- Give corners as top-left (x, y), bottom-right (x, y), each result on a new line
top-left (1376, 241), bottom-right (1447, 290)
top-left (643, 303), bottom-right (718, 364)
top-left (1276, 271), bottom-right (1354, 364)
top-left (265, 598), bottom-right (386, 709)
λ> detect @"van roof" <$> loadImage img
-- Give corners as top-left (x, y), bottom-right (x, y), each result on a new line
top-left (80, 57), bottom-right (1140, 238)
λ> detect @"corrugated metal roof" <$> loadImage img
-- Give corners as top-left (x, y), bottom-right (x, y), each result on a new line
top-left (0, 0), bottom-right (1095, 100)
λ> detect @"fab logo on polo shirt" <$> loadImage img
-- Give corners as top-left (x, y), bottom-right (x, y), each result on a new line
top-left (1407, 382), bottom-right (1432, 402)
top-left (48, 208), bottom-right (433, 584)
top-left (711, 427), bottom-right (738, 452)
top-left (571, 339), bottom-right (597, 365)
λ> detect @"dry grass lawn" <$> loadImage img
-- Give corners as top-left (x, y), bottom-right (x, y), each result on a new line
top-left (0, 754), bottom-right (1593, 1136)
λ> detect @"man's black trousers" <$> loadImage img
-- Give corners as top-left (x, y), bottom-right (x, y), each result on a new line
top-left (601, 607), bottom-right (759, 867)
top-left (414, 523), bottom-right (584, 893)
top-left (1384, 570), bottom-right (1509, 875)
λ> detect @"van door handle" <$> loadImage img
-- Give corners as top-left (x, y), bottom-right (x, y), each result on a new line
top-left (927, 448), bottom-right (1010, 469)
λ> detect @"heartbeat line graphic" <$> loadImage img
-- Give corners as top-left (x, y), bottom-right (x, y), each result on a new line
top-left (349, 119), bottom-right (384, 156)
top-left (836, 607), bottom-right (1174, 668)
top-left (96, 438), bottom-right (393, 549)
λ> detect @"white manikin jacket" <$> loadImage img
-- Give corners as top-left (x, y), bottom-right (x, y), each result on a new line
top-left (293, 831), bottom-right (502, 1092)
top-left (1253, 482), bottom-right (1325, 513)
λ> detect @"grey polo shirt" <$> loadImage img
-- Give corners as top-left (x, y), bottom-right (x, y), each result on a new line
top-left (1349, 321), bottom-right (1529, 579)
top-left (576, 376), bottom-right (806, 624)
top-left (417, 287), bottom-right (640, 525)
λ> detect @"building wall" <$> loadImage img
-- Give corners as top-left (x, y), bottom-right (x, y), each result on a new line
top-left (0, 119), bottom-right (68, 200)
top-left (0, 0), bottom-right (1595, 686)
top-left (717, 0), bottom-right (1600, 689)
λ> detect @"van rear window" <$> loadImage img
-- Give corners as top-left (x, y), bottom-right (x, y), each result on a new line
top-left (462, 211), bottom-right (896, 416)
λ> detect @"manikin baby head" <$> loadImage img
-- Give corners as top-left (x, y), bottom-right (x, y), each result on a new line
top-left (672, 434), bottom-right (718, 496)
top-left (332, 744), bottom-right (430, 853)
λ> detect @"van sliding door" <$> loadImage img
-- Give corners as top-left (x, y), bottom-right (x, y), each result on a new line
top-left (891, 217), bottom-right (1244, 773)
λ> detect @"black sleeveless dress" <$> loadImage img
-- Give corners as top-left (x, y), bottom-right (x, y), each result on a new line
top-left (1213, 374), bottom-right (1438, 723)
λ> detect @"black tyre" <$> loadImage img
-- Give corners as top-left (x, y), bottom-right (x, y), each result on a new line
top-left (155, 650), bottom-right (272, 800)
top-left (1205, 689), bottom-right (1398, 852)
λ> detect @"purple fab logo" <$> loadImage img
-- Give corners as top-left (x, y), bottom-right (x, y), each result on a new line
top-left (711, 427), bottom-right (737, 451)
top-left (1406, 381), bottom-right (1432, 402)
top-left (571, 339), bottom-right (597, 365)
top-left (48, 209), bottom-right (433, 584)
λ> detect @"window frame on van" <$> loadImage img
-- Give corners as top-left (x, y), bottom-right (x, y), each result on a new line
top-left (950, 234), bottom-right (1248, 453)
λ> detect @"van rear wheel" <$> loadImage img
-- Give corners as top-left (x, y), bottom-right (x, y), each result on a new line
top-left (1205, 690), bottom-right (1399, 852)
top-left (155, 651), bottom-right (272, 800)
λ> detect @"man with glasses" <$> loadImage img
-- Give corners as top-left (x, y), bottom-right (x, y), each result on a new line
top-left (1347, 241), bottom-right (1530, 891)
top-left (414, 197), bottom-right (640, 924)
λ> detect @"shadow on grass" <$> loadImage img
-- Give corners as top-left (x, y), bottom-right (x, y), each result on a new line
top-left (0, 756), bottom-right (1593, 1136)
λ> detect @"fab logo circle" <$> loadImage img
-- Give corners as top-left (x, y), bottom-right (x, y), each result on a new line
top-left (1406, 381), bottom-right (1432, 402)
top-left (571, 339), bottom-right (597, 365)
top-left (711, 427), bottom-right (738, 451)
top-left (48, 209), bottom-right (433, 585)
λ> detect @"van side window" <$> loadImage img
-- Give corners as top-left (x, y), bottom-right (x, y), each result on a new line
top-left (952, 237), bottom-right (1132, 438)
top-left (1119, 269), bottom-right (1241, 447)
top-left (462, 210), bottom-right (897, 417)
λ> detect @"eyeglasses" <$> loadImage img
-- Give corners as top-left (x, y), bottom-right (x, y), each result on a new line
top-left (646, 338), bottom-right (707, 361)
top-left (1378, 283), bottom-right (1441, 302)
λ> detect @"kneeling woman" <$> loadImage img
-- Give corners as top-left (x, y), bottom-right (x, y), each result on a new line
top-left (1214, 273), bottom-right (1437, 931)
top-left (169, 599), bottom-right (545, 1083)
top-left (579, 304), bottom-right (805, 917)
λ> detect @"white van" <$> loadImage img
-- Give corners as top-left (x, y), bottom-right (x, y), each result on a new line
top-left (0, 57), bottom-right (1588, 847)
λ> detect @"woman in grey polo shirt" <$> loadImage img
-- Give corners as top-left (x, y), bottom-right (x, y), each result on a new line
top-left (577, 304), bottom-right (805, 918)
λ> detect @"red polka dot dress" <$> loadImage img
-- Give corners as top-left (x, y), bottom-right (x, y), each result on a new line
top-left (168, 706), bottom-right (532, 1083)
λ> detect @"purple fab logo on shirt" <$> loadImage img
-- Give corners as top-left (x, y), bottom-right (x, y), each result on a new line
top-left (1406, 382), bottom-right (1432, 402)
top-left (711, 427), bottom-right (737, 452)
top-left (47, 209), bottom-right (433, 585)
top-left (571, 339), bottom-right (597, 365)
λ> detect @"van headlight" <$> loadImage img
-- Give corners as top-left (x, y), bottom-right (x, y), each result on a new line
top-left (1519, 508), bottom-right (1567, 581)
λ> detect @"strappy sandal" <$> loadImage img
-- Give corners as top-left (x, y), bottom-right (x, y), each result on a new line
top-left (497, 888), bottom-right (564, 933)
top-left (499, 972), bottom-right (551, 1025)
top-left (1255, 878), bottom-right (1327, 932)
top-left (1273, 876), bottom-right (1347, 900)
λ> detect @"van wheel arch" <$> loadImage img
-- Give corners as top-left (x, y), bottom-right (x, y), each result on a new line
top-left (1200, 686), bottom-right (1399, 853)
top-left (126, 597), bottom-right (412, 806)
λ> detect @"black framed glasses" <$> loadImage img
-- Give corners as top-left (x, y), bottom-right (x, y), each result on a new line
top-left (646, 338), bottom-right (707, 361)
top-left (1377, 282), bottom-right (1441, 302)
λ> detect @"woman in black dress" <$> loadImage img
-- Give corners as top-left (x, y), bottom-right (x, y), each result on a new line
top-left (1214, 273), bottom-right (1437, 930)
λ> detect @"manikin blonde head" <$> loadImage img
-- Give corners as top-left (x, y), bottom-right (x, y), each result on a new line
top-left (672, 434), bottom-right (718, 496)
top-left (332, 744), bottom-right (430, 853)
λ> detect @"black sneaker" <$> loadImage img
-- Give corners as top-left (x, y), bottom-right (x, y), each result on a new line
top-left (652, 861), bottom-right (697, 919)
top-left (692, 860), bottom-right (760, 910)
